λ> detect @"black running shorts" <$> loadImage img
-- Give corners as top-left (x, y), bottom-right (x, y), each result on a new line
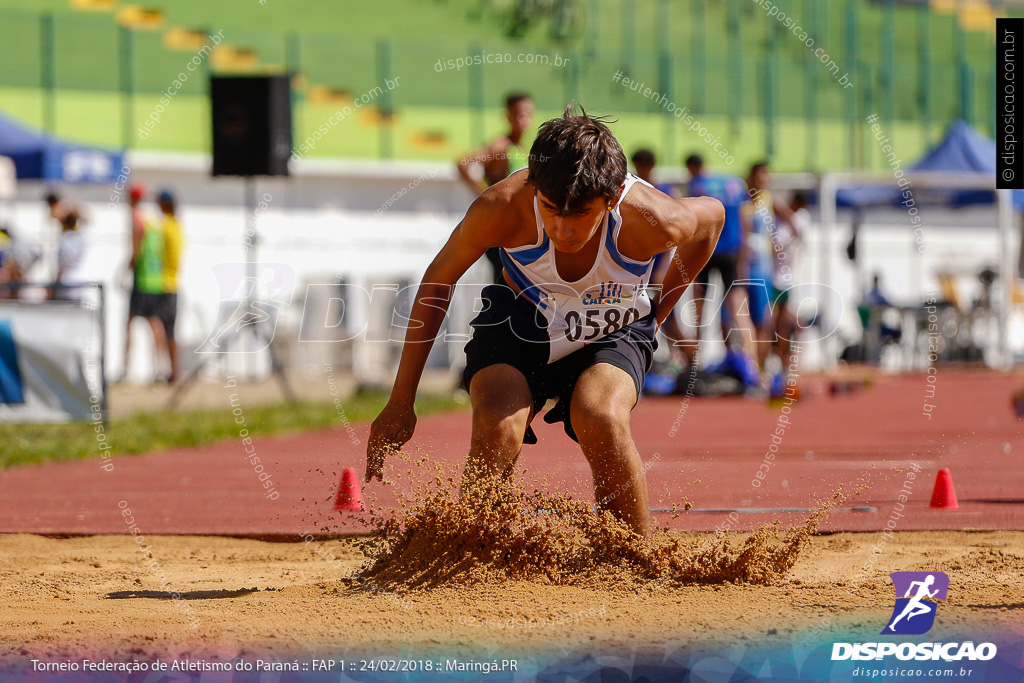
top-left (462, 283), bottom-right (657, 445)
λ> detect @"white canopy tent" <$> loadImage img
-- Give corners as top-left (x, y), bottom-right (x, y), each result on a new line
top-left (818, 171), bottom-right (1018, 369)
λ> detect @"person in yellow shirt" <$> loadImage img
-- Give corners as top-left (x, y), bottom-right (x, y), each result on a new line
top-left (155, 190), bottom-right (183, 383)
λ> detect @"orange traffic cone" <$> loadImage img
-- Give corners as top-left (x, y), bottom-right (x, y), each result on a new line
top-left (334, 467), bottom-right (364, 512)
top-left (929, 468), bottom-right (959, 510)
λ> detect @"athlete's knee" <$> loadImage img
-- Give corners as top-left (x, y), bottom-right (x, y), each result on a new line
top-left (571, 393), bottom-right (631, 446)
top-left (471, 400), bottom-right (528, 450)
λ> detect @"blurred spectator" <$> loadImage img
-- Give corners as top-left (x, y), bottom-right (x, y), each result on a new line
top-left (45, 191), bottom-right (66, 222)
top-left (53, 210), bottom-right (86, 301)
top-left (456, 92), bottom-right (535, 282)
top-left (0, 225), bottom-right (18, 298)
top-left (121, 183), bottom-right (167, 382)
top-left (634, 149), bottom-right (688, 364)
top-left (631, 149), bottom-right (678, 198)
top-left (154, 190), bottom-right (183, 383)
top-left (866, 272), bottom-right (894, 307)
top-left (863, 272), bottom-right (902, 347)
top-left (0, 224), bottom-right (40, 299)
top-left (685, 153), bottom-right (750, 354)
top-left (772, 192), bottom-right (810, 359)
top-left (457, 92), bottom-right (534, 193)
top-left (743, 161), bottom-right (794, 367)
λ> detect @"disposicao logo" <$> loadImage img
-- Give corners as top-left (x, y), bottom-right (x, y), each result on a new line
top-left (831, 570), bottom-right (998, 662)
top-left (881, 571), bottom-right (948, 635)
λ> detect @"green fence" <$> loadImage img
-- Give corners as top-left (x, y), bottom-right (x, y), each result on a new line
top-left (0, 0), bottom-right (997, 171)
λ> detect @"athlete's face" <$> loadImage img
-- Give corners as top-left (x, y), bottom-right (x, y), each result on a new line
top-left (750, 167), bottom-right (770, 190)
top-left (535, 190), bottom-right (609, 253)
top-left (507, 100), bottom-right (535, 137)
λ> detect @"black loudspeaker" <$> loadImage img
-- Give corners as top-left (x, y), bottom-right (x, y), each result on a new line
top-left (210, 75), bottom-right (292, 177)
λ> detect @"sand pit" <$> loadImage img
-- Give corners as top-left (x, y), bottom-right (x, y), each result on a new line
top-left (357, 470), bottom-right (845, 591)
top-left (2, 530), bottom-right (1022, 664)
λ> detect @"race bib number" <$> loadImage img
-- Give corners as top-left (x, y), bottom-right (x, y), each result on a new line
top-left (544, 281), bottom-right (651, 362)
top-left (563, 306), bottom-right (641, 342)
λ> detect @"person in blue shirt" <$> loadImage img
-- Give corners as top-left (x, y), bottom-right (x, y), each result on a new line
top-left (633, 149), bottom-right (691, 363)
top-left (685, 154), bottom-right (749, 350)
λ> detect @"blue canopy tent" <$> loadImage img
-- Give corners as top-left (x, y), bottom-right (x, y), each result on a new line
top-left (837, 120), bottom-right (1024, 209)
top-left (0, 111), bottom-right (124, 184)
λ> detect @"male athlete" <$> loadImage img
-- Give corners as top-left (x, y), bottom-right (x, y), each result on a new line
top-left (685, 154), bottom-right (750, 357)
top-left (742, 161), bottom-right (795, 367)
top-left (457, 92), bottom-right (536, 282)
top-left (366, 106), bottom-right (724, 538)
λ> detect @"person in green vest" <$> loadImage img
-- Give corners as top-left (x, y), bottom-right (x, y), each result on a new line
top-left (121, 183), bottom-right (167, 382)
top-left (133, 200), bottom-right (171, 382)
top-left (456, 92), bottom-right (535, 282)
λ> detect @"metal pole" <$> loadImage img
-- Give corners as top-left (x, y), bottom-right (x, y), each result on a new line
top-left (586, 0), bottom-right (599, 62)
top-left (469, 44), bottom-right (485, 148)
top-left (566, 50), bottom-right (581, 105)
top-left (845, 0), bottom-right (858, 167)
top-left (820, 173), bottom-right (837, 368)
top-left (41, 13), bottom-right (56, 135)
top-left (98, 283), bottom-right (109, 428)
top-left (692, 0), bottom-right (705, 113)
top-left (882, 0), bottom-right (895, 132)
top-left (764, 3), bottom-right (778, 158)
top-left (954, 0), bottom-right (966, 122)
top-left (918, 0), bottom-right (931, 140)
top-left (286, 32), bottom-right (301, 154)
top-left (659, 51), bottom-right (674, 162)
top-left (656, 0), bottom-right (669, 56)
top-left (997, 188), bottom-right (1014, 368)
top-left (119, 25), bottom-right (134, 149)
top-left (621, 0), bottom-right (635, 77)
top-left (376, 39), bottom-right (394, 159)
top-left (244, 177), bottom-right (257, 378)
top-left (728, 0), bottom-right (742, 138)
top-left (805, 0), bottom-right (817, 170)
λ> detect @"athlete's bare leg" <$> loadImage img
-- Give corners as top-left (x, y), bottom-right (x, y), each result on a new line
top-left (570, 363), bottom-right (652, 538)
top-left (123, 314), bottom-right (136, 378)
top-left (147, 316), bottom-right (168, 380)
top-left (724, 288), bottom-right (760, 361)
top-left (659, 310), bottom-right (693, 364)
top-left (460, 364), bottom-right (533, 497)
top-left (693, 282), bottom-right (707, 341)
top-left (755, 320), bottom-right (773, 367)
top-left (167, 337), bottom-right (179, 384)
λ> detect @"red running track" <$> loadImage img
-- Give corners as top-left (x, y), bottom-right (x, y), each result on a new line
top-left (1, 371), bottom-right (1021, 536)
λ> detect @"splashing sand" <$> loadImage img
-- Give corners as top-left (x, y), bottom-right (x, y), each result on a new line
top-left (357, 458), bottom-right (847, 593)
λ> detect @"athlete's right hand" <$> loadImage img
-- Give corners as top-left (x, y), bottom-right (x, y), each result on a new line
top-left (365, 401), bottom-right (417, 483)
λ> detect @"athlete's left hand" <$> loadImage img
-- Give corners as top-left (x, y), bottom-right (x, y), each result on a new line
top-left (365, 401), bottom-right (417, 482)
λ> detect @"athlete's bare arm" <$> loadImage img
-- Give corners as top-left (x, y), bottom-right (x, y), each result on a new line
top-left (618, 184), bottom-right (725, 325)
top-left (365, 180), bottom-right (530, 481)
top-left (773, 196), bottom-right (795, 225)
top-left (456, 138), bottom-right (510, 195)
top-left (737, 202), bottom-right (753, 278)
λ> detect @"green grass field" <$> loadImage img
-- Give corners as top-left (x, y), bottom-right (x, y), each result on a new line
top-left (0, 391), bottom-right (465, 469)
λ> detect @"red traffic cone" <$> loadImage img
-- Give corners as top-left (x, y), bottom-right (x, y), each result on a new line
top-left (334, 467), bottom-right (364, 512)
top-left (929, 468), bottom-right (959, 510)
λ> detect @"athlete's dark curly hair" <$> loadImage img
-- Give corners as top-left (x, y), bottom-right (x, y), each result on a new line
top-left (527, 104), bottom-right (627, 215)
